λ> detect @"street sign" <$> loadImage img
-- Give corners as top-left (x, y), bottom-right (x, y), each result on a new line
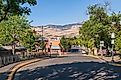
top-left (111, 40), bottom-right (115, 44)
top-left (111, 32), bottom-right (115, 39)
top-left (100, 41), bottom-right (104, 47)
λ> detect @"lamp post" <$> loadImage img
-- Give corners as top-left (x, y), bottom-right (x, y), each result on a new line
top-left (100, 41), bottom-right (104, 57)
top-left (41, 25), bottom-right (44, 54)
top-left (12, 33), bottom-right (19, 55)
top-left (12, 33), bottom-right (16, 55)
top-left (111, 32), bottom-right (115, 62)
top-left (50, 42), bottom-right (52, 57)
top-left (111, 22), bottom-right (116, 62)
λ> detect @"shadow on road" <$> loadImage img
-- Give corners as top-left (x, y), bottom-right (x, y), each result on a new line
top-left (14, 61), bottom-right (121, 80)
top-left (0, 72), bottom-right (8, 80)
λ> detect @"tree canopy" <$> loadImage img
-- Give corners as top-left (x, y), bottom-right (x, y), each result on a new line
top-left (0, 0), bottom-right (37, 22)
top-left (0, 0), bottom-right (37, 52)
top-left (80, 3), bottom-right (121, 53)
top-left (0, 15), bottom-right (36, 51)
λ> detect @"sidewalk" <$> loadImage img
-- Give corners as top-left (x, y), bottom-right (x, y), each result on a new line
top-left (87, 54), bottom-right (121, 67)
top-left (101, 56), bottom-right (121, 63)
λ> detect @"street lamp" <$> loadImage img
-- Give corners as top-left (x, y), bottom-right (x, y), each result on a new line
top-left (12, 34), bottom-right (16, 55)
top-left (41, 25), bottom-right (44, 54)
top-left (50, 42), bottom-right (52, 57)
top-left (111, 22), bottom-right (116, 62)
top-left (111, 32), bottom-right (115, 62)
top-left (12, 33), bottom-right (19, 55)
top-left (100, 41), bottom-right (104, 57)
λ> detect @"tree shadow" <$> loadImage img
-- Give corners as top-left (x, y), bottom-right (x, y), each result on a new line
top-left (14, 61), bottom-right (121, 80)
top-left (0, 72), bottom-right (8, 80)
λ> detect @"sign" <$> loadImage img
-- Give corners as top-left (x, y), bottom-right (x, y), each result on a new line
top-left (111, 33), bottom-right (115, 39)
top-left (111, 40), bottom-right (115, 44)
top-left (100, 41), bottom-right (104, 47)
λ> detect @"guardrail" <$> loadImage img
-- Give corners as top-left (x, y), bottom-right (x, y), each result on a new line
top-left (0, 55), bottom-right (19, 67)
top-left (0, 52), bottom-right (46, 68)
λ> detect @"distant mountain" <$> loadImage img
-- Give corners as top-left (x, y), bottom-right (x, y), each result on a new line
top-left (46, 24), bottom-right (62, 28)
top-left (31, 23), bottom-right (82, 37)
top-left (63, 23), bottom-right (82, 27)
top-left (33, 23), bottom-right (82, 29)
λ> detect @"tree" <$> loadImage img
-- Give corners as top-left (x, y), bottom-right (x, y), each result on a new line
top-left (20, 29), bottom-right (36, 51)
top-left (80, 4), bottom-right (111, 49)
top-left (80, 3), bottom-right (121, 55)
top-left (60, 36), bottom-right (82, 51)
top-left (115, 31), bottom-right (121, 52)
top-left (60, 36), bottom-right (71, 51)
top-left (0, 0), bottom-right (37, 22)
top-left (0, 15), bottom-right (35, 51)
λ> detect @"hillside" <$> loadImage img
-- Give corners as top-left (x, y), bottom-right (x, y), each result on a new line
top-left (31, 23), bottom-right (82, 38)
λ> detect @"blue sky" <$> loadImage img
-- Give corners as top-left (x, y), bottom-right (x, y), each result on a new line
top-left (28, 0), bottom-right (121, 26)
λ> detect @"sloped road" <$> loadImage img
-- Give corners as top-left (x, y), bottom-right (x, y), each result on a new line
top-left (14, 53), bottom-right (121, 80)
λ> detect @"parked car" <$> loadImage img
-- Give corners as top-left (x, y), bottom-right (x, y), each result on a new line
top-left (81, 49), bottom-right (88, 54)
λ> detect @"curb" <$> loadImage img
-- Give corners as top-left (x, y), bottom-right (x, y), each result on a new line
top-left (108, 63), bottom-right (121, 67)
top-left (7, 58), bottom-right (47, 80)
top-left (86, 55), bottom-right (121, 67)
top-left (84, 55), bottom-right (103, 61)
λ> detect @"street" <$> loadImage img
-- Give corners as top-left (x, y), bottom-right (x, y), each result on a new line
top-left (1, 0), bottom-right (121, 80)
top-left (14, 53), bottom-right (121, 80)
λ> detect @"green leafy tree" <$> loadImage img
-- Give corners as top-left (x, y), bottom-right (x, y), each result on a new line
top-left (0, 15), bottom-right (35, 51)
top-left (0, 0), bottom-right (37, 22)
top-left (80, 4), bottom-right (111, 49)
top-left (20, 29), bottom-right (35, 51)
top-left (60, 36), bottom-right (82, 51)
top-left (80, 3), bottom-right (121, 55)
top-left (60, 36), bottom-right (72, 51)
top-left (115, 31), bottom-right (121, 53)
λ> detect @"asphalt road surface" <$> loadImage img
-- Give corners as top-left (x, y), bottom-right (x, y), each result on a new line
top-left (13, 53), bottom-right (121, 80)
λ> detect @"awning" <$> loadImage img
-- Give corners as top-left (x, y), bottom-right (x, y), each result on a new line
top-left (51, 46), bottom-right (61, 50)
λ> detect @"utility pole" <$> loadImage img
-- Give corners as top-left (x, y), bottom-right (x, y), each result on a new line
top-left (12, 40), bottom-right (15, 55)
top-left (100, 41), bottom-right (104, 57)
top-left (111, 22), bottom-right (116, 62)
top-left (12, 29), bottom-right (16, 55)
top-left (42, 25), bottom-right (44, 54)
top-left (111, 32), bottom-right (115, 62)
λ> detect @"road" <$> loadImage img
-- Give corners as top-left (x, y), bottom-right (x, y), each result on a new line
top-left (0, 59), bottom-right (39, 80)
top-left (14, 53), bottom-right (121, 80)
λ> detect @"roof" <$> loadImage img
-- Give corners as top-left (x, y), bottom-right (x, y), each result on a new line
top-left (0, 46), bottom-right (26, 51)
top-left (38, 37), bottom-right (48, 41)
top-left (71, 45), bottom-right (80, 49)
top-left (51, 41), bottom-right (60, 46)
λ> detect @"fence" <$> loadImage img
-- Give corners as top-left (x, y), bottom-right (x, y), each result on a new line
top-left (0, 52), bottom-right (46, 67)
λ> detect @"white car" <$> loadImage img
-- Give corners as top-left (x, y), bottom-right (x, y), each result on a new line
top-left (82, 50), bottom-right (86, 54)
top-left (81, 49), bottom-right (88, 54)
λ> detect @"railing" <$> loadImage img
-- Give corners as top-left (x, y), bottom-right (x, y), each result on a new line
top-left (0, 52), bottom-right (47, 68)
top-left (0, 55), bottom-right (19, 67)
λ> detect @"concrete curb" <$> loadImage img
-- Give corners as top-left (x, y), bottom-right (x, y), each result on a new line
top-left (7, 58), bottom-right (47, 80)
top-left (108, 63), bottom-right (121, 67)
top-left (86, 55), bottom-right (121, 67)
top-left (84, 55), bottom-right (103, 61)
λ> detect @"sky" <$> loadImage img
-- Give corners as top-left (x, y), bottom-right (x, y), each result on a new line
top-left (27, 0), bottom-right (121, 26)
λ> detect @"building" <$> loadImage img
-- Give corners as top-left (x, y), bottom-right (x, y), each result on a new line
top-left (0, 46), bottom-right (26, 56)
